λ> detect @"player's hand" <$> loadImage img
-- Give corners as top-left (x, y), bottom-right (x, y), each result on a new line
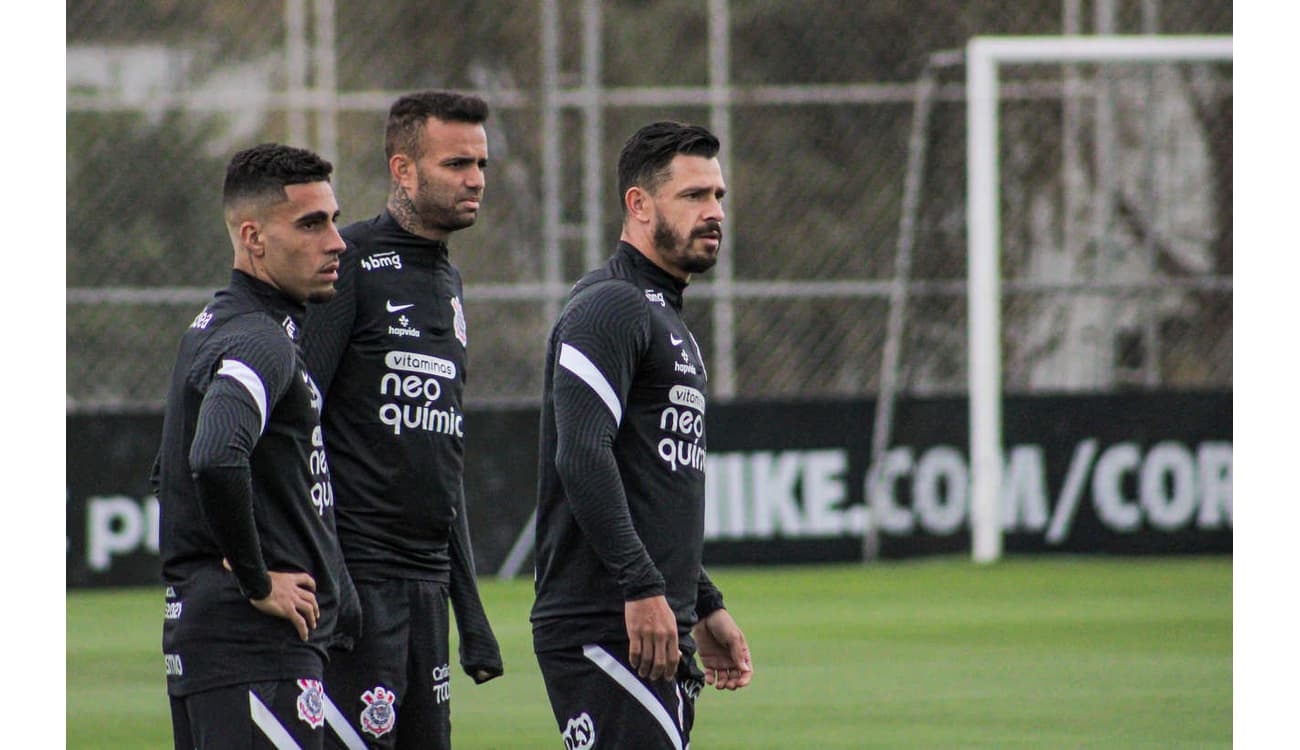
top-left (692, 608), bottom-right (752, 690)
top-left (624, 595), bottom-right (679, 682)
top-left (224, 559), bottom-right (319, 641)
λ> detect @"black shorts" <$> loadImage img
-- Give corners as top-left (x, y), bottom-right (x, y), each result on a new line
top-left (323, 579), bottom-right (451, 750)
top-left (536, 642), bottom-right (706, 750)
top-left (171, 677), bottom-right (342, 750)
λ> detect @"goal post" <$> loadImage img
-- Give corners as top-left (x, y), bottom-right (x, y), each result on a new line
top-left (965, 35), bottom-right (1232, 564)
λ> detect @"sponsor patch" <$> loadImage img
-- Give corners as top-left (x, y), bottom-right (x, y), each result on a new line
top-left (360, 686), bottom-right (397, 738)
top-left (361, 251), bottom-right (403, 271)
top-left (562, 711), bottom-right (596, 750)
top-left (388, 314), bottom-right (421, 339)
top-left (296, 678), bottom-right (325, 729)
top-left (645, 289), bottom-right (666, 307)
top-left (432, 664), bottom-right (451, 704)
top-left (674, 348), bottom-right (698, 375)
top-left (668, 384), bottom-right (706, 413)
top-left (282, 316), bottom-right (298, 341)
top-left (385, 350), bottom-right (457, 380)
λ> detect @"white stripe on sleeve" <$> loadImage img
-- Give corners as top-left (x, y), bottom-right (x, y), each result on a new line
top-left (217, 359), bottom-right (269, 434)
top-left (248, 690), bottom-right (303, 750)
top-left (558, 343), bottom-right (623, 425)
top-left (582, 644), bottom-right (682, 750)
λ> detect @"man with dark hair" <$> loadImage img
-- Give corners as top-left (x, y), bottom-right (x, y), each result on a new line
top-left (156, 142), bottom-right (361, 749)
top-left (302, 90), bottom-right (502, 750)
top-left (532, 121), bottom-right (754, 750)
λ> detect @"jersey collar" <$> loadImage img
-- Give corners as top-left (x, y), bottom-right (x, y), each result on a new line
top-left (616, 241), bottom-right (688, 310)
top-left (229, 269), bottom-right (308, 337)
top-left (373, 210), bottom-right (451, 264)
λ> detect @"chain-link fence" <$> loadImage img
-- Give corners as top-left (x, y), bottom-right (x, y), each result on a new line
top-left (67, 0), bottom-right (1231, 412)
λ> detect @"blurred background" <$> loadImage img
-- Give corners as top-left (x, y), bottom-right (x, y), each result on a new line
top-left (66, 0), bottom-right (1232, 413)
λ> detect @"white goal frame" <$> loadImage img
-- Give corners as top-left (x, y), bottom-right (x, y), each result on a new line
top-left (966, 35), bottom-right (1232, 563)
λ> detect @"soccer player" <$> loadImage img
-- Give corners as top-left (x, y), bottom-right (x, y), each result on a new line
top-left (301, 91), bottom-right (502, 750)
top-left (531, 121), bottom-right (754, 750)
top-left (155, 142), bottom-right (361, 749)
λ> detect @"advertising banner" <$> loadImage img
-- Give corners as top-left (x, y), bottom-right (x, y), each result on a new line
top-left (67, 392), bottom-right (1230, 587)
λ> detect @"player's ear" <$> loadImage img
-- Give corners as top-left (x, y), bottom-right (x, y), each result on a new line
top-left (625, 186), bottom-right (652, 224)
top-left (239, 220), bottom-right (266, 258)
top-left (389, 153), bottom-right (414, 190)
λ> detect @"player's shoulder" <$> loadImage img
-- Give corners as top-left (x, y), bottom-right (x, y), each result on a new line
top-left (189, 309), bottom-right (297, 389)
top-left (339, 213), bottom-right (384, 247)
top-left (208, 306), bottom-right (297, 358)
top-left (565, 273), bottom-right (648, 318)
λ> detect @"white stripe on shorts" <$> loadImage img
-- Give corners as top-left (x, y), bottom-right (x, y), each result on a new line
top-left (248, 690), bottom-right (302, 750)
top-left (322, 692), bottom-right (368, 750)
top-left (582, 644), bottom-right (682, 750)
top-left (558, 343), bottom-right (623, 425)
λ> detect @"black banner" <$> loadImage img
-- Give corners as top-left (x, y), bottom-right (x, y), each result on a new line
top-left (66, 391), bottom-right (1231, 587)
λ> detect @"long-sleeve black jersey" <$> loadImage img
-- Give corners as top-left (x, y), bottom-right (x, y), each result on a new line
top-left (302, 210), bottom-right (500, 675)
top-left (531, 242), bottom-right (726, 655)
top-left (156, 270), bottom-right (360, 697)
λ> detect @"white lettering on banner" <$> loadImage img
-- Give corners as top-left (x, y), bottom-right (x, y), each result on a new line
top-left (913, 446), bottom-right (968, 535)
top-left (1197, 442), bottom-right (1233, 528)
top-left (1045, 440), bottom-right (1099, 544)
top-left (86, 495), bottom-right (160, 571)
top-left (704, 450), bottom-right (865, 539)
top-left (1002, 445), bottom-right (1049, 534)
top-left (1141, 441), bottom-right (1197, 531)
top-left (704, 440), bottom-right (1232, 542)
top-left (869, 447), bottom-right (915, 534)
top-left (1093, 443), bottom-right (1143, 532)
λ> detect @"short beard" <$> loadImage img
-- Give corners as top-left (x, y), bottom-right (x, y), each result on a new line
top-left (415, 173), bottom-right (476, 233)
top-left (653, 217), bottom-right (719, 275)
top-left (306, 287), bottom-right (336, 304)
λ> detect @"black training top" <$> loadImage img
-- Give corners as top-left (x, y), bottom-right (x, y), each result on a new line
top-left (301, 210), bottom-right (501, 678)
top-left (531, 242), bottom-right (726, 655)
top-left (156, 269), bottom-right (359, 697)
top-left (302, 211), bottom-right (470, 582)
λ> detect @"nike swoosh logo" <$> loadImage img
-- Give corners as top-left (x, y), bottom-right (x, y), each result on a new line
top-left (386, 300), bottom-right (415, 313)
top-left (670, 334), bottom-right (683, 346)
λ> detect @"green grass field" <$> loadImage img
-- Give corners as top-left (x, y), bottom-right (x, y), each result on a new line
top-left (68, 557), bottom-right (1230, 749)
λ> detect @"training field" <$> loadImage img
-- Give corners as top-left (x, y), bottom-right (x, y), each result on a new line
top-left (67, 557), bottom-right (1230, 749)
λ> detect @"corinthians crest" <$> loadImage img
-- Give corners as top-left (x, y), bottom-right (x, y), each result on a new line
top-left (450, 296), bottom-right (467, 347)
top-left (360, 685), bottom-right (397, 738)
top-left (295, 679), bottom-right (325, 729)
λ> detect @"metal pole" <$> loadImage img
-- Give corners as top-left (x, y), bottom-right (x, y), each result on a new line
top-left (582, 0), bottom-right (604, 271)
top-left (867, 50), bottom-right (960, 562)
top-left (540, 0), bottom-right (562, 325)
top-left (313, 0), bottom-right (338, 164)
top-left (285, 0), bottom-right (308, 146)
top-left (1090, 0), bottom-right (1117, 389)
top-left (1141, 0), bottom-right (1162, 388)
top-left (708, 0), bottom-right (735, 398)
top-left (966, 39), bottom-right (1003, 564)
